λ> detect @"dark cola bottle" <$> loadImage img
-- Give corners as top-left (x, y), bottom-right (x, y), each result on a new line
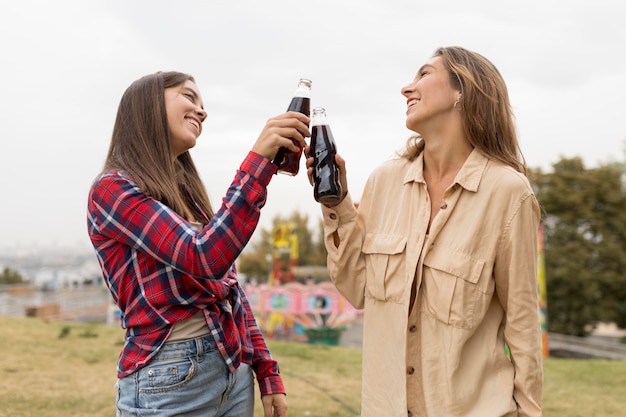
top-left (273, 78), bottom-right (312, 175)
top-left (310, 107), bottom-right (343, 205)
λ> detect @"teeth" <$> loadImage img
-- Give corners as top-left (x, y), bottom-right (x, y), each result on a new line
top-left (187, 119), bottom-right (199, 131)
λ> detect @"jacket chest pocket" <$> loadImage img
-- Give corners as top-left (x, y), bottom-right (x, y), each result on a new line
top-left (421, 245), bottom-right (490, 329)
top-left (362, 233), bottom-right (407, 303)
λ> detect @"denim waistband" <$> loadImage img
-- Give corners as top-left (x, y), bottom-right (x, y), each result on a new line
top-left (153, 334), bottom-right (217, 361)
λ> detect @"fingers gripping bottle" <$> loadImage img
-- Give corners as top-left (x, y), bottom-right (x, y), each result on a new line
top-left (273, 78), bottom-right (312, 175)
top-left (310, 107), bottom-right (343, 204)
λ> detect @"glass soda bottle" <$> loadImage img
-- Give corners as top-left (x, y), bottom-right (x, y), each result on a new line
top-left (273, 78), bottom-right (312, 175)
top-left (310, 107), bottom-right (343, 205)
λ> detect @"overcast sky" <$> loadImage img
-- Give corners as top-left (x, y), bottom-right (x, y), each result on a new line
top-left (1, 0), bottom-right (625, 252)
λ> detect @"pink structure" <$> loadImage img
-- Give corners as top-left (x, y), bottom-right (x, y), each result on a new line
top-left (244, 281), bottom-right (362, 341)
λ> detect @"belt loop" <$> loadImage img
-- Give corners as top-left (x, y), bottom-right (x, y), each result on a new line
top-left (195, 336), bottom-right (203, 363)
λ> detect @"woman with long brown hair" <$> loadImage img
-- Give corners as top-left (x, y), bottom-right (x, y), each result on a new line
top-left (88, 71), bottom-right (309, 417)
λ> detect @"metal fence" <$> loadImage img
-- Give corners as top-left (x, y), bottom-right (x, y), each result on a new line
top-left (0, 285), bottom-right (111, 322)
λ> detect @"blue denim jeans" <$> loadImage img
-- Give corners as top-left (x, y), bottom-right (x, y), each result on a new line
top-left (116, 335), bottom-right (254, 417)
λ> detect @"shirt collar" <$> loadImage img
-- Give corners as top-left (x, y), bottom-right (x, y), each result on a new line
top-left (403, 148), bottom-right (489, 193)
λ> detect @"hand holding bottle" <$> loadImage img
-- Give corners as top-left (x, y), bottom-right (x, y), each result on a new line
top-left (305, 146), bottom-right (348, 208)
top-left (252, 111), bottom-right (310, 161)
top-left (306, 107), bottom-right (344, 205)
top-left (273, 78), bottom-right (312, 175)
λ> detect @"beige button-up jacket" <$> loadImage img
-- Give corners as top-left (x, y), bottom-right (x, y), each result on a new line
top-left (322, 150), bottom-right (543, 417)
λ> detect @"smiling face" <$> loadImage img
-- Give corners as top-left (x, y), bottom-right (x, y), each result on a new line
top-left (401, 56), bottom-right (461, 134)
top-left (164, 80), bottom-right (207, 158)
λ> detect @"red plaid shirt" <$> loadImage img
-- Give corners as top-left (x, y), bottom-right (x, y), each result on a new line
top-left (87, 151), bottom-right (284, 396)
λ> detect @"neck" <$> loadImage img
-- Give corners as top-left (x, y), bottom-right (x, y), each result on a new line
top-left (422, 136), bottom-right (472, 181)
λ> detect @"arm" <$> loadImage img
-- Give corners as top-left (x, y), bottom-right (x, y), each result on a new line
top-left (88, 151), bottom-right (274, 280)
top-left (316, 153), bottom-right (383, 309)
top-left (321, 193), bottom-right (367, 309)
top-left (88, 111), bottom-right (310, 282)
top-left (239, 288), bottom-right (288, 417)
top-left (320, 154), bottom-right (378, 309)
top-left (495, 193), bottom-right (543, 417)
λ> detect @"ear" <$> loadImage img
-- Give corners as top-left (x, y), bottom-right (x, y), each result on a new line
top-left (454, 95), bottom-right (463, 109)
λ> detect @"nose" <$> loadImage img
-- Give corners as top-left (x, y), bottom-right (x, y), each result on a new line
top-left (401, 82), bottom-right (414, 97)
top-left (196, 107), bottom-right (207, 123)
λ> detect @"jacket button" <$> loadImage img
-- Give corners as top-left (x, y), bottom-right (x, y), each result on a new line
top-left (329, 213), bottom-right (337, 220)
top-left (409, 325), bottom-right (417, 332)
top-left (407, 367), bottom-right (415, 375)
top-left (440, 202), bottom-right (448, 209)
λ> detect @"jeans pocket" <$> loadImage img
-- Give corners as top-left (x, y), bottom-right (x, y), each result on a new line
top-left (140, 357), bottom-right (196, 393)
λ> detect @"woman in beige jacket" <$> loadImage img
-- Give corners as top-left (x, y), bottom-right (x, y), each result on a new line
top-left (307, 46), bottom-right (543, 416)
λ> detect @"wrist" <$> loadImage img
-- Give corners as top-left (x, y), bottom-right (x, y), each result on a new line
top-left (322, 191), bottom-right (348, 208)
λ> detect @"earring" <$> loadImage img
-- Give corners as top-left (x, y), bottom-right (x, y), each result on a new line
top-left (454, 96), bottom-right (462, 108)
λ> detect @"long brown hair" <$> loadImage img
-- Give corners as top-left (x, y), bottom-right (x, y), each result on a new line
top-left (401, 46), bottom-right (527, 175)
top-left (102, 71), bottom-right (214, 222)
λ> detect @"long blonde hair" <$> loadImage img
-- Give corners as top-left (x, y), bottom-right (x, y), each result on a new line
top-left (400, 46), bottom-right (527, 175)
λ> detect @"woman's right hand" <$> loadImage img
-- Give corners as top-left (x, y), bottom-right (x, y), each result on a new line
top-left (252, 111), bottom-right (310, 160)
top-left (305, 148), bottom-right (349, 207)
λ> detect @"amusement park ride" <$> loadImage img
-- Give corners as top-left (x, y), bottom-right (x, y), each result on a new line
top-left (244, 223), bottom-right (361, 345)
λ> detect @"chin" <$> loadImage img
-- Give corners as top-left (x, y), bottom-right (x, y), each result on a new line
top-left (186, 138), bottom-right (197, 149)
top-left (405, 122), bottom-right (419, 133)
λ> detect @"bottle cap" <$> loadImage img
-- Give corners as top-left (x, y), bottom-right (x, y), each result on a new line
top-left (298, 78), bottom-right (312, 88)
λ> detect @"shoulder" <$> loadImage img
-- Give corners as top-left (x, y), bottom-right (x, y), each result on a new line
top-left (92, 170), bottom-right (134, 186)
top-left (484, 161), bottom-right (534, 195)
top-left (90, 170), bottom-right (140, 197)
top-left (364, 157), bottom-right (403, 193)
top-left (483, 162), bottom-right (540, 218)
top-left (377, 155), bottom-right (412, 170)
top-left (369, 156), bottom-right (413, 180)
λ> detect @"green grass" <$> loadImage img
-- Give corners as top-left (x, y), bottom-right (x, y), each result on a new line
top-left (0, 317), bottom-right (624, 416)
top-left (543, 358), bottom-right (626, 417)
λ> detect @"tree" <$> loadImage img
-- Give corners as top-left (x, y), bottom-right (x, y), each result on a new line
top-left (1, 267), bottom-right (25, 285)
top-left (529, 157), bottom-right (626, 335)
top-left (237, 227), bottom-right (273, 282)
top-left (238, 210), bottom-right (328, 282)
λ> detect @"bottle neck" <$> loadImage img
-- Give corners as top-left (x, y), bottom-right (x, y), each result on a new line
top-left (311, 108), bottom-right (327, 126)
top-left (294, 88), bottom-right (310, 98)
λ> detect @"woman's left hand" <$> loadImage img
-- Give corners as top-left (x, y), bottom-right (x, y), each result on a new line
top-left (261, 393), bottom-right (288, 417)
top-left (305, 146), bottom-right (349, 207)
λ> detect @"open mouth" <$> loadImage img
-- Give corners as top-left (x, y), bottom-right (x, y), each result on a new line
top-left (186, 118), bottom-right (200, 133)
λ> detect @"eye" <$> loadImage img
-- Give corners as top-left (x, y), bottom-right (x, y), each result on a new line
top-left (183, 93), bottom-right (195, 102)
top-left (420, 71), bottom-right (428, 78)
